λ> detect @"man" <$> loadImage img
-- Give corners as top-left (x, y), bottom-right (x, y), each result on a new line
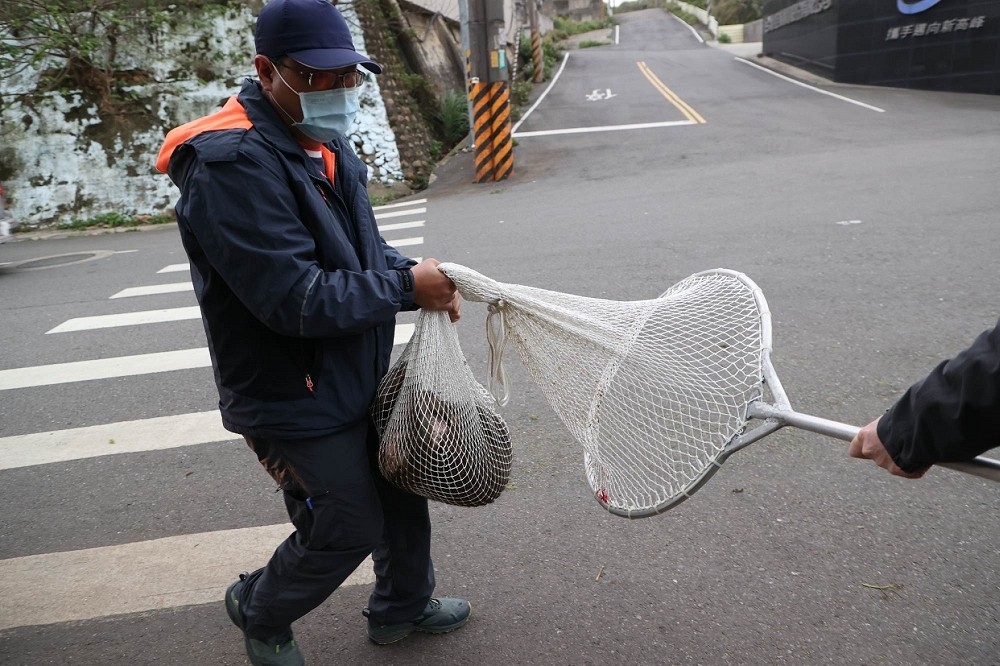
top-left (155, 1), bottom-right (469, 664)
top-left (849, 317), bottom-right (1000, 478)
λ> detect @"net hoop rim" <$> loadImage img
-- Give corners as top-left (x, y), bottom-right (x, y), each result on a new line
top-left (595, 268), bottom-right (774, 519)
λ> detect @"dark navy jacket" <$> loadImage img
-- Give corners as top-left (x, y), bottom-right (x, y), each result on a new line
top-left (878, 316), bottom-right (1000, 471)
top-left (158, 79), bottom-right (415, 439)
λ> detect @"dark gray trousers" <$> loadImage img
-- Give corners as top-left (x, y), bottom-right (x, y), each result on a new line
top-left (238, 418), bottom-right (434, 639)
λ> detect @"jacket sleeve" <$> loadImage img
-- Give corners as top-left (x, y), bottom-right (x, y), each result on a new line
top-left (877, 317), bottom-right (1000, 471)
top-left (172, 139), bottom-right (409, 339)
top-left (381, 236), bottom-right (416, 271)
top-left (382, 239), bottom-right (419, 311)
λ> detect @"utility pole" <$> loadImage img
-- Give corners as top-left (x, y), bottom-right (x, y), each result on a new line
top-left (459, 0), bottom-right (474, 147)
top-left (529, 0), bottom-right (543, 83)
top-left (466, 0), bottom-right (514, 182)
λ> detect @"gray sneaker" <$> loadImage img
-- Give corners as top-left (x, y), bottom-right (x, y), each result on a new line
top-left (225, 572), bottom-right (305, 666)
top-left (365, 597), bottom-right (472, 645)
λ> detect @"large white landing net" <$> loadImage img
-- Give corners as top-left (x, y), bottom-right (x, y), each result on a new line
top-left (438, 264), bottom-right (767, 518)
top-left (373, 309), bottom-right (512, 507)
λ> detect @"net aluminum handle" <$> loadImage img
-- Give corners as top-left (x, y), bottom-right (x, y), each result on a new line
top-left (747, 402), bottom-right (1000, 483)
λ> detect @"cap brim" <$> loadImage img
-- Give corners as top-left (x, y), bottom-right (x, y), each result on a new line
top-left (286, 47), bottom-right (383, 74)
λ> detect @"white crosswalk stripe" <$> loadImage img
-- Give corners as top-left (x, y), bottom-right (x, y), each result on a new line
top-left (46, 306), bottom-right (203, 333)
top-left (387, 236), bottom-right (424, 248)
top-left (0, 348), bottom-right (213, 390)
top-left (0, 199), bottom-right (429, 629)
top-left (0, 411), bottom-right (232, 470)
top-left (111, 282), bottom-right (193, 298)
top-left (5, 330), bottom-right (416, 390)
top-left (377, 220), bottom-right (424, 232)
top-left (375, 207), bottom-right (427, 220)
top-left (0, 525), bottom-right (375, 631)
top-left (372, 197), bottom-right (426, 210)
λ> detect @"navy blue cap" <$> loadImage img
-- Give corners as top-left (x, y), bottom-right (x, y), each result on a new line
top-left (255, 0), bottom-right (383, 73)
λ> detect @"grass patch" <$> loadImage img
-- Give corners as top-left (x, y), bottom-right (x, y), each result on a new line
top-left (436, 91), bottom-right (470, 146)
top-left (552, 16), bottom-right (615, 40)
top-left (666, 6), bottom-right (699, 25)
top-left (56, 212), bottom-right (174, 231)
top-left (579, 40), bottom-right (610, 49)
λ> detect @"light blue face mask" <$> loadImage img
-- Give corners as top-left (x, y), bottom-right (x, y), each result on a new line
top-left (273, 67), bottom-right (360, 143)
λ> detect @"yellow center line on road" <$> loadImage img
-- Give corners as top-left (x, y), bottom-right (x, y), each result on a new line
top-left (637, 61), bottom-right (706, 125)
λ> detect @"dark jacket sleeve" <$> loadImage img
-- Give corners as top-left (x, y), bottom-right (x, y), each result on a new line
top-left (382, 241), bottom-right (418, 311)
top-left (877, 317), bottom-right (1000, 471)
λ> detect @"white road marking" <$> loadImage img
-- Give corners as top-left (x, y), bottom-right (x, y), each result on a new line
top-left (0, 411), bottom-right (233, 470)
top-left (515, 120), bottom-right (695, 138)
top-left (111, 282), bottom-right (194, 298)
top-left (0, 525), bottom-right (375, 630)
top-left (389, 237), bottom-right (424, 248)
top-left (394, 323), bottom-right (414, 346)
top-left (512, 52), bottom-right (570, 135)
top-left (735, 57), bottom-right (886, 112)
top-left (0, 203), bottom-right (422, 629)
top-left (4, 326), bottom-right (413, 392)
top-left (0, 348), bottom-right (212, 391)
top-left (373, 198), bottom-right (426, 210)
top-left (2, 330), bottom-right (412, 469)
top-left (46, 306), bottom-right (202, 333)
top-left (375, 207), bottom-right (426, 220)
top-left (672, 12), bottom-right (703, 43)
top-left (377, 220), bottom-right (424, 232)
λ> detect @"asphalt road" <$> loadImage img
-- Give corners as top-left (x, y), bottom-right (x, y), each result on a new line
top-left (1, 8), bottom-right (999, 666)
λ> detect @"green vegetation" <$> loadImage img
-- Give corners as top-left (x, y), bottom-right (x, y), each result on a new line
top-left (0, 1), bottom-right (243, 116)
top-left (666, 6), bottom-right (699, 24)
top-left (509, 79), bottom-right (533, 121)
top-left (614, 0), bottom-right (762, 23)
top-left (55, 212), bottom-right (174, 231)
top-left (516, 31), bottom-right (565, 84)
top-left (712, 0), bottom-right (764, 24)
top-left (718, 33), bottom-right (732, 43)
top-left (550, 16), bottom-right (615, 40)
top-left (614, 0), bottom-right (655, 12)
top-left (579, 40), bottom-right (610, 48)
top-left (436, 91), bottom-right (470, 146)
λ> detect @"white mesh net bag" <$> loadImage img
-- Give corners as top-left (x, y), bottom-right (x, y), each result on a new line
top-left (372, 308), bottom-right (512, 507)
top-left (437, 263), bottom-right (766, 518)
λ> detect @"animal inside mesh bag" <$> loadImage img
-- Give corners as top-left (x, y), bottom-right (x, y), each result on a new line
top-left (372, 308), bottom-right (512, 507)
top-left (437, 263), bottom-right (1000, 519)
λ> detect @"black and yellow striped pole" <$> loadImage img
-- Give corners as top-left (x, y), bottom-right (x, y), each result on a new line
top-left (531, 29), bottom-right (543, 84)
top-left (468, 0), bottom-right (514, 183)
top-left (529, 0), bottom-right (544, 84)
top-left (471, 81), bottom-right (513, 182)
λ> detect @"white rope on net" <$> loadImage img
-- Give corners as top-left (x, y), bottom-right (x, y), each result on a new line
top-left (372, 308), bottom-right (512, 507)
top-left (438, 263), bottom-right (767, 518)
